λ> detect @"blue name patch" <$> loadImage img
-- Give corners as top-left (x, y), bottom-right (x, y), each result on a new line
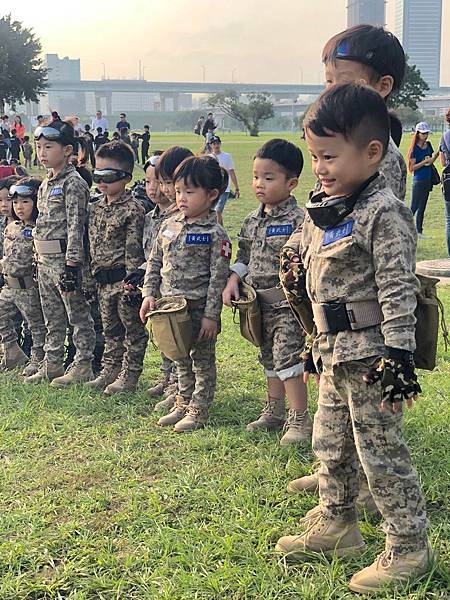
top-left (266, 224), bottom-right (293, 237)
top-left (22, 228), bottom-right (33, 239)
top-left (49, 187), bottom-right (63, 197)
top-left (322, 220), bottom-right (354, 246)
top-left (185, 233), bottom-right (211, 245)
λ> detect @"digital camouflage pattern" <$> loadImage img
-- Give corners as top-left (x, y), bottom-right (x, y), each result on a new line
top-left (97, 281), bottom-right (148, 374)
top-left (175, 305), bottom-right (216, 408)
top-left (314, 351), bottom-right (428, 554)
top-left (142, 202), bottom-right (178, 264)
top-left (143, 210), bottom-right (231, 322)
top-left (0, 216), bottom-right (6, 257)
top-left (1, 221), bottom-right (35, 278)
top-left (35, 163), bottom-right (90, 265)
top-left (380, 138), bottom-right (407, 202)
top-left (88, 191), bottom-right (145, 275)
top-left (300, 174), bottom-right (419, 366)
top-left (232, 196), bottom-right (304, 289)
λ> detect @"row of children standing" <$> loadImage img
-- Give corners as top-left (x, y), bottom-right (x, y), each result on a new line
top-left (0, 22), bottom-right (435, 595)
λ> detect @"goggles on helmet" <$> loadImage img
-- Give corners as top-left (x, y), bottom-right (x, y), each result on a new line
top-left (93, 168), bottom-right (132, 184)
top-left (8, 184), bottom-right (38, 199)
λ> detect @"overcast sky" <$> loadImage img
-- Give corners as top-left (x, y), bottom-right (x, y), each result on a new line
top-left (7, 0), bottom-right (450, 85)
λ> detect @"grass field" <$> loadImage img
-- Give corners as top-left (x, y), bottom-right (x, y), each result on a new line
top-left (0, 131), bottom-right (449, 599)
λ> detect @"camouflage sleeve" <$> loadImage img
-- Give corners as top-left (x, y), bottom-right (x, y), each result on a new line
top-left (230, 218), bottom-right (251, 280)
top-left (64, 177), bottom-right (89, 264)
top-left (372, 203), bottom-right (419, 352)
top-left (125, 203), bottom-right (145, 271)
top-left (284, 222), bottom-right (303, 254)
top-left (141, 236), bottom-right (163, 298)
top-left (204, 229), bottom-right (232, 322)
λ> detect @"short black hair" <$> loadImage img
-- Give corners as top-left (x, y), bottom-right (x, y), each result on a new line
top-left (0, 175), bottom-right (20, 191)
top-left (155, 146), bottom-right (194, 180)
top-left (322, 25), bottom-right (405, 94)
top-left (120, 113), bottom-right (126, 118)
top-left (254, 138), bottom-right (303, 178)
top-left (173, 156), bottom-right (228, 206)
top-left (85, 124), bottom-right (91, 131)
top-left (304, 83), bottom-right (390, 157)
top-left (43, 120), bottom-right (76, 147)
top-left (10, 177), bottom-right (41, 222)
top-left (144, 124), bottom-right (150, 129)
top-left (95, 140), bottom-right (135, 173)
top-left (24, 135), bottom-right (30, 142)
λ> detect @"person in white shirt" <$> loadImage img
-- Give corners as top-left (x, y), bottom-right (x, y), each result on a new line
top-left (91, 110), bottom-right (108, 133)
top-left (209, 136), bottom-right (240, 225)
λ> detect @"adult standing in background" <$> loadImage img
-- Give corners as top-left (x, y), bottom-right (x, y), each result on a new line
top-left (439, 108), bottom-right (450, 256)
top-left (91, 110), bottom-right (108, 134)
top-left (116, 113), bottom-right (131, 133)
top-left (201, 112), bottom-right (217, 138)
top-left (13, 116), bottom-right (25, 142)
top-left (194, 115), bottom-right (204, 137)
top-left (209, 135), bottom-right (240, 225)
top-left (407, 122), bottom-right (439, 239)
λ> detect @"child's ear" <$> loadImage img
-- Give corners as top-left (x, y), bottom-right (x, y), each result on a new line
top-left (367, 140), bottom-right (384, 163)
top-left (208, 189), bottom-right (219, 204)
top-left (373, 75), bottom-right (394, 99)
top-left (287, 176), bottom-right (299, 192)
top-left (63, 145), bottom-right (73, 158)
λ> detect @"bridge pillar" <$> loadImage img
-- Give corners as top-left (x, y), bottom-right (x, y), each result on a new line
top-left (105, 92), bottom-right (112, 116)
top-left (160, 93), bottom-right (166, 112)
top-left (173, 93), bottom-right (180, 112)
top-left (94, 92), bottom-right (102, 112)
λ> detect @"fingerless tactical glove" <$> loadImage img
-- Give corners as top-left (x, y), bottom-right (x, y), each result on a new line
top-left (124, 268), bottom-right (145, 288)
top-left (364, 347), bottom-right (421, 405)
top-left (59, 265), bottom-right (81, 293)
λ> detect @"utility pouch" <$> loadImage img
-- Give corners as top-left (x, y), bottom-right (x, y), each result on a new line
top-left (231, 282), bottom-right (263, 347)
top-left (414, 274), bottom-right (448, 370)
top-left (146, 296), bottom-right (193, 361)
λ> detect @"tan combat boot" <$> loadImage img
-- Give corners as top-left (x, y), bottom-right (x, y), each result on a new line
top-left (280, 409), bottom-right (313, 445)
top-left (0, 342), bottom-right (29, 372)
top-left (246, 395), bottom-right (286, 432)
top-left (25, 362), bottom-right (65, 384)
top-left (174, 405), bottom-right (209, 433)
top-left (348, 545), bottom-right (434, 595)
top-left (147, 371), bottom-right (171, 397)
top-left (287, 471), bottom-right (319, 494)
top-left (157, 395), bottom-right (189, 427)
top-left (153, 392), bottom-right (177, 413)
top-left (51, 360), bottom-right (94, 388)
top-left (103, 370), bottom-right (140, 395)
top-left (22, 347), bottom-right (45, 377)
top-left (86, 366), bottom-right (122, 391)
top-left (275, 514), bottom-right (365, 562)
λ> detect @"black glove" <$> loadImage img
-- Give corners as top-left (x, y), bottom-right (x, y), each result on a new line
top-left (123, 288), bottom-right (142, 306)
top-left (59, 265), bottom-right (81, 293)
top-left (301, 337), bottom-right (322, 375)
top-left (364, 347), bottom-right (421, 405)
top-left (124, 268), bottom-right (145, 288)
top-left (0, 274), bottom-right (4, 289)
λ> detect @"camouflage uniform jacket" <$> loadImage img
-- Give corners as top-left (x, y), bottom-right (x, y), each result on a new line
top-left (300, 174), bottom-right (419, 365)
top-left (1, 220), bottom-right (35, 278)
top-left (231, 196), bottom-right (304, 289)
top-left (88, 190), bottom-right (145, 276)
top-left (380, 137), bottom-right (407, 202)
top-left (0, 216), bottom-right (6, 257)
top-left (35, 162), bottom-right (90, 264)
top-left (141, 202), bottom-right (178, 266)
top-left (142, 210), bottom-right (231, 322)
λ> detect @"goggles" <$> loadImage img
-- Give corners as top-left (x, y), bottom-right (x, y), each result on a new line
top-left (8, 184), bottom-right (38, 199)
top-left (306, 173), bottom-right (379, 230)
top-left (34, 126), bottom-right (74, 145)
top-left (93, 168), bottom-right (132, 184)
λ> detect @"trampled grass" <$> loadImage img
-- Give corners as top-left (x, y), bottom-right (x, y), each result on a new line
top-left (0, 131), bottom-right (449, 598)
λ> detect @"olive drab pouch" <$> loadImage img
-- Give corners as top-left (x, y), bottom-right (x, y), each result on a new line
top-left (414, 274), bottom-right (449, 370)
top-left (146, 296), bottom-right (193, 361)
top-left (231, 282), bottom-right (263, 347)
top-left (279, 245), bottom-right (315, 335)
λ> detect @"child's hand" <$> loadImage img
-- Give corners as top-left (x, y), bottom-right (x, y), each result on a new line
top-left (199, 317), bottom-right (218, 340)
top-left (222, 274), bottom-right (240, 307)
top-left (139, 296), bottom-right (155, 323)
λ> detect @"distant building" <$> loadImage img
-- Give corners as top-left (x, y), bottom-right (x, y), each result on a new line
top-left (347, 0), bottom-right (385, 27)
top-left (395, 0), bottom-right (442, 89)
top-left (44, 54), bottom-right (85, 115)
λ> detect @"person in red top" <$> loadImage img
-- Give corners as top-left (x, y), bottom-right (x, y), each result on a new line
top-left (13, 116), bottom-right (25, 142)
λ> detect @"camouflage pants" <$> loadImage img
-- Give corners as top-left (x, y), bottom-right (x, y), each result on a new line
top-left (98, 281), bottom-right (148, 374)
top-left (0, 285), bottom-right (46, 361)
top-left (259, 304), bottom-right (305, 380)
top-left (38, 257), bottom-right (95, 366)
top-left (175, 305), bottom-right (216, 408)
top-left (313, 349), bottom-right (428, 554)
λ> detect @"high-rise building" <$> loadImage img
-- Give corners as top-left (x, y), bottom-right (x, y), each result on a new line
top-left (45, 54), bottom-right (81, 81)
top-left (347, 0), bottom-right (386, 27)
top-left (45, 54), bottom-right (85, 115)
top-left (395, 0), bottom-right (442, 89)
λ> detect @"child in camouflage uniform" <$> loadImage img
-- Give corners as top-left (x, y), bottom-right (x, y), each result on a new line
top-left (0, 175), bottom-right (20, 255)
top-left (275, 84), bottom-right (432, 595)
top-left (86, 141), bottom-right (148, 394)
top-left (26, 120), bottom-right (96, 385)
top-left (140, 156), bottom-right (231, 432)
top-left (0, 178), bottom-right (46, 375)
top-left (223, 139), bottom-right (310, 446)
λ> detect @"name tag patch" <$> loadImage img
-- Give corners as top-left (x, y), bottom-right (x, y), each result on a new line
top-left (266, 224), bottom-right (293, 237)
top-left (49, 187), bottom-right (63, 197)
top-left (162, 229), bottom-right (176, 240)
top-left (186, 233), bottom-right (211, 245)
top-left (322, 219), bottom-right (354, 246)
top-left (22, 228), bottom-right (33, 239)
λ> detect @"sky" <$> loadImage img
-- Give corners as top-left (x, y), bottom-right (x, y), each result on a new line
top-left (6, 0), bottom-right (450, 85)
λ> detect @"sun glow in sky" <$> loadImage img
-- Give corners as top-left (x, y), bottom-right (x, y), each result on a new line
top-left (6, 0), bottom-right (450, 85)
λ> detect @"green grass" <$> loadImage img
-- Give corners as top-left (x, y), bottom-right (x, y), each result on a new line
top-left (0, 132), bottom-right (449, 599)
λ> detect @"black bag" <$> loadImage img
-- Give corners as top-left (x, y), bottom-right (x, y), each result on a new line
top-left (442, 164), bottom-right (450, 200)
top-left (431, 163), bottom-right (441, 187)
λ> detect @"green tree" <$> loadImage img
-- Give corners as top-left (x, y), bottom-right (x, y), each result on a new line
top-left (389, 59), bottom-right (429, 111)
top-left (0, 14), bottom-right (48, 114)
top-left (207, 89), bottom-right (274, 136)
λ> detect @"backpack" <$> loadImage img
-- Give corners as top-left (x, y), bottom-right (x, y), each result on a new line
top-left (440, 135), bottom-right (450, 200)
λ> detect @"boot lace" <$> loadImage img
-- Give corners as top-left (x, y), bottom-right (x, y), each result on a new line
top-left (283, 409), bottom-right (308, 431)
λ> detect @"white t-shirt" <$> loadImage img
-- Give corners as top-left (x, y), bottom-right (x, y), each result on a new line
top-left (91, 116), bottom-right (109, 133)
top-left (209, 151), bottom-right (234, 193)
